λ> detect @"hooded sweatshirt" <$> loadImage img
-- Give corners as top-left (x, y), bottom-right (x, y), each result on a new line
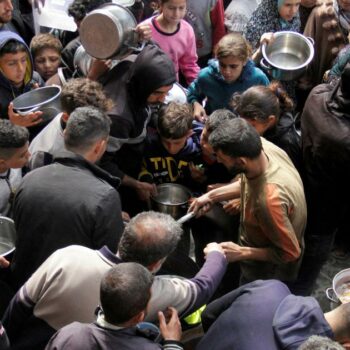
top-left (100, 44), bottom-right (176, 179)
top-left (197, 280), bottom-right (333, 350)
top-left (0, 31), bottom-right (43, 119)
top-left (187, 58), bottom-right (269, 115)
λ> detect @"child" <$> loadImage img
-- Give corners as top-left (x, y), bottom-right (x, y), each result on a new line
top-left (141, 0), bottom-right (200, 85)
top-left (0, 31), bottom-right (43, 128)
top-left (138, 102), bottom-right (203, 198)
top-left (0, 119), bottom-right (30, 218)
top-left (30, 33), bottom-right (62, 82)
top-left (187, 32), bottom-right (269, 122)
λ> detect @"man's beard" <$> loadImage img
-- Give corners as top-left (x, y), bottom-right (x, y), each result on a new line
top-left (228, 164), bottom-right (245, 177)
top-left (0, 11), bottom-right (12, 24)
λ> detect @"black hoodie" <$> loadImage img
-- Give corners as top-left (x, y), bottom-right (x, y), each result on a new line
top-left (100, 44), bottom-right (176, 179)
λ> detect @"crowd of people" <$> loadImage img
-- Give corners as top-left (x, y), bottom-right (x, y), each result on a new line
top-left (0, 0), bottom-right (350, 349)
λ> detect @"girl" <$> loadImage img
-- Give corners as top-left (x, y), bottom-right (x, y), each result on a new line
top-left (141, 0), bottom-right (200, 85)
top-left (245, 0), bottom-right (301, 50)
top-left (187, 33), bottom-right (269, 121)
top-left (231, 81), bottom-right (303, 174)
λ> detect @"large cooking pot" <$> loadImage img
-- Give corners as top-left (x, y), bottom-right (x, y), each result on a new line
top-left (260, 31), bottom-right (314, 81)
top-left (12, 86), bottom-right (62, 123)
top-left (151, 183), bottom-right (192, 220)
top-left (0, 216), bottom-right (16, 257)
top-left (79, 3), bottom-right (142, 60)
top-left (326, 268), bottom-right (350, 305)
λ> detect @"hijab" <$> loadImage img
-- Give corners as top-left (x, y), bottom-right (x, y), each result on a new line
top-left (334, 0), bottom-right (350, 36)
top-left (244, 0), bottom-right (301, 49)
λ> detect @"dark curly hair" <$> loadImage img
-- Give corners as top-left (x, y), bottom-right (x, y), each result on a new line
top-left (68, 0), bottom-right (111, 22)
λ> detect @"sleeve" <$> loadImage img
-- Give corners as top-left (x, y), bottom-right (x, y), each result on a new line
top-left (186, 74), bottom-right (206, 105)
top-left (210, 0), bottom-right (226, 50)
top-left (28, 151), bottom-right (53, 170)
top-left (178, 25), bottom-right (200, 85)
top-left (93, 188), bottom-right (124, 252)
top-left (256, 183), bottom-right (301, 264)
top-left (163, 341), bottom-right (184, 350)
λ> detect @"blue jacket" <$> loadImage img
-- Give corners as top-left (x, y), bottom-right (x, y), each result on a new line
top-left (187, 59), bottom-right (269, 114)
top-left (0, 31), bottom-right (43, 119)
top-left (198, 280), bottom-right (333, 350)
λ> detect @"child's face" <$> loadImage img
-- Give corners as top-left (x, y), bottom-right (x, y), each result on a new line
top-left (34, 48), bottom-right (61, 81)
top-left (200, 127), bottom-right (214, 157)
top-left (218, 56), bottom-right (245, 84)
top-left (160, 0), bottom-right (187, 25)
top-left (278, 0), bottom-right (301, 22)
top-left (0, 142), bottom-right (30, 170)
top-left (161, 134), bottom-right (189, 155)
top-left (0, 51), bottom-right (27, 88)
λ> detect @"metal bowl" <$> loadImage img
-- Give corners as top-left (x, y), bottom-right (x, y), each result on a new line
top-left (0, 216), bottom-right (16, 257)
top-left (261, 31), bottom-right (314, 81)
top-left (151, 183), bottom-right (192, 219)
top-left (12, 86), bottom-right (62, 123)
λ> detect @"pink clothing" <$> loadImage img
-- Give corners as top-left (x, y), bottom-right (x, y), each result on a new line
top-left (143, 16), bottom-right (200, 85)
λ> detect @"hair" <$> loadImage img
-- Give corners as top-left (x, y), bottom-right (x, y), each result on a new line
top-left (100, 263), bottom-right (153, 325)
top-left (61, 78), bottom-right (113, 115)
top-left (209, 118), bottom-right (262, 159)
top-left (157, 102), bottom-right (193, 139)
top-left (0, 40), bottom-right (27, 58)
top-left (215, 33), bottom-right (252, 62)
top-left (298, 336), bottom-right (345, 350)
top-left (0, 120), bottom-right (29, 160)
top-left (30, 34), bottom-right (63, 59)
top-left (118, 211), bottom-right (183, 266)
top-left (231, 81), bottom-right (294, 123)
top-left (68, 0), bottom-right (111, 22)
top-left (205, 109), bottom-right (238, 134)
top-left (64, 106), bottom-right (111, 153)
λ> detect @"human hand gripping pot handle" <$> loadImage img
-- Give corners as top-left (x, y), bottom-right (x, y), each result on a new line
top-left (158, 307), bottom-right (182, 342)
top-left (204, 242), bottom-right (225, 259)
top-left (8, 103), bottom-right (43, 127)
top-left (0, 256), bottom-right (10, 268)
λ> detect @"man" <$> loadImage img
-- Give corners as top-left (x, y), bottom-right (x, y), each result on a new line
top-left (46, 263), bottom-right (183, 350)
top-left (197, 280), bottom-right (350, 350)
top-left (29, 78), bottom-right (113, 169)
top-left (3, 211), bottom-right (227, 349)
top-left (190, 118), bottom-right (307, 284)
top-left (100, 44), bottom-right (177, 214)
top-left (11, 107), bottom-right (124, 290)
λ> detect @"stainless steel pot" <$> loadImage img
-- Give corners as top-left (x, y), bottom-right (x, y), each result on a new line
top-left (79, 3), bottom-right (142, 60)
top-left (151, 183), bottom-right (192, 220)
top-left (12, 86), bottom-right (62, 123)
top-left (260, 31), bottom-right (314, 81)
top-left (0, 216), bottom-right (16, 257)
top-left (326, 268), bottom-right (350, 305)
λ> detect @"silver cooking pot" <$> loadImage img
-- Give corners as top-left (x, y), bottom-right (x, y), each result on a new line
top-left (12, 86), bottom-right (62, 123)
top-left (79, 3), bottom-right (142, 60)
top-left (151, 183), bottom-right (192, 220)
top-left (0, 216), bottom-right (16, 257)
top-left (260, 31), bottom-right (314, 81)
top-left (326, 268), bottom-right (350, 305)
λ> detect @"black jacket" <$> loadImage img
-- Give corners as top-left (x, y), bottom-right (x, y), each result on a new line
top-left (11, 151), bottom-right (124, 290)
top-left (100, 44), bottom-right (176, 179)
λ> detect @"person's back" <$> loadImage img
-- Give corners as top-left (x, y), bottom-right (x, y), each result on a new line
top-left (11, 107), bottom-right (123, 289)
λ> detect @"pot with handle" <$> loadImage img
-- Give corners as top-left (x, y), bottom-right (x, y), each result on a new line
top-left (79, 3), bottom-right (144, 60)
top-left (326, 268), bottom-right (350, 305)
top-left (260, 31), bottom-right (314, 81)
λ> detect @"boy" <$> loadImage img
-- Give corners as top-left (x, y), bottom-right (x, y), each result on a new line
top-left (138, 102), bottom-right (204, 200)
top-left (30, 33), bottom-right (62, 81)
top-left (0, 119), bottom-right (29, 218)
top-left (0, 31), bottom-right (43, 128)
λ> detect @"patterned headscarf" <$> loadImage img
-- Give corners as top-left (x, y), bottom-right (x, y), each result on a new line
top-left (334, 0), bottom-right (350, 36)
top-left (244, 0), bottom-right (301, 49)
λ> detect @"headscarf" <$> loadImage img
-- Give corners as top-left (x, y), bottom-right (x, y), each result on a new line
top-left (244, 0), bottom-right (301, 49)
top-left (334, 0), bottom-right (350, 36)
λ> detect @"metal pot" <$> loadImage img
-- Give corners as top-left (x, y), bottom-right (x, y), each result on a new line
top-left (151, 183), bottom-right (192, 220)
top-left (12, 86), bottom-right (62, 123)
top-left (326, 268), bottom-right (350, 305)
top-left (260, 31), bottom-right (314, 81)
top-left (79, 3), bottom-right (142, 60)
top-left (0, 216), bottom-right (16, 257)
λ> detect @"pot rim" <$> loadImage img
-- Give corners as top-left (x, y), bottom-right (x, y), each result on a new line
top-left (261, 31), bottom-right (314, 71)
top-left (332, 268), bottom-right (350, 299)
top-left (151, 183), bottom-right (192, 206)
top-left (13, 86), bottom-right (62, 111)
